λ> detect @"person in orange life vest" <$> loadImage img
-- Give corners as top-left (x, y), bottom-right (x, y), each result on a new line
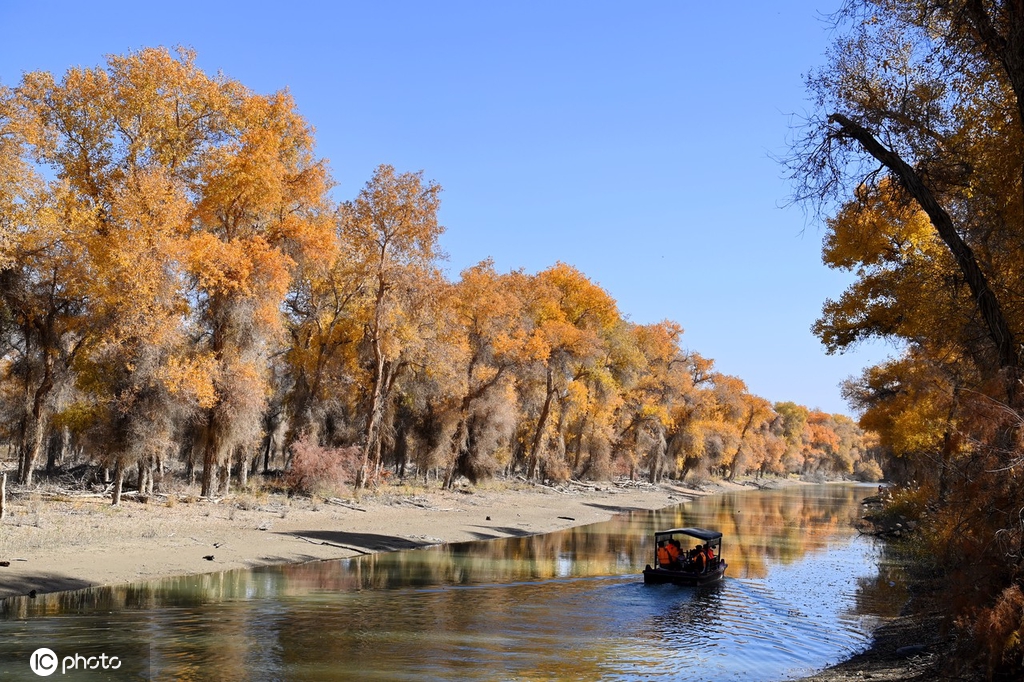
top-left (657, 541), bottom-right (672, 567)
top-left (704, 543), bottom-right (715, 566)
top-left (666, 540), bottom-right (681, 566)
top-left (693, 544), bottom-right (707, 573)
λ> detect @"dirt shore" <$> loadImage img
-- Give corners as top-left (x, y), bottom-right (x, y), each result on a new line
top-left (1, 476), bottom-right (939, 680)
top-left (0, 478), bottom-right (701, 600)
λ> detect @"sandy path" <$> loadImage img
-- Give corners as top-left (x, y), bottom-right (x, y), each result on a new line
top-left (0, 480), bottom-right (707, 600)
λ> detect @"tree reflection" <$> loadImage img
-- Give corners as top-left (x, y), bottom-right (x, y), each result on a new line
top-left (1, 484), bottom-right (876, 618)
top-left (0, 485), bottom-right (894, 681)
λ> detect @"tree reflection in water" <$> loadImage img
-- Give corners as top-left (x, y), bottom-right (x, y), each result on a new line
top-left (0, 484), bottom-right (904, 681)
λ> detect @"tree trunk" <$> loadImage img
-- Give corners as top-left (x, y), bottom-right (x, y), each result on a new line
top-left (527, 369), bottom-right (556, 480)
top-left (263, 435), bottom-right (273, 475)
top-left (357, 362), bottom-right (386, 489)
top-left (20, 414), bottom-right (47, 487)
top-left (201, 422), bottom-right (219, 499)
top-left (238, 447), bottom-right (248, 489)
top-left (828, 113), bottom-right (1020, 397)
top-left (112, 462), bottom-right (124, 506)
top-left (19, 347), bottom-right (55, 486)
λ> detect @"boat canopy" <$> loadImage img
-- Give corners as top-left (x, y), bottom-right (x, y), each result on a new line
top-left (654, 527), bottom-right (722, 542)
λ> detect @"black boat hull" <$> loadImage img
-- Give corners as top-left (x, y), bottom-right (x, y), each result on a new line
top-left (642, 561), bottom-right (727, 586)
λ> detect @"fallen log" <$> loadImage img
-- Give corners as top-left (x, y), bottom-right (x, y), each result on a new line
top-left (326, 498), bottom-right (367, 512)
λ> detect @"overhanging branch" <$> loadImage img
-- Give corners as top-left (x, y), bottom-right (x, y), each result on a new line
top-left (828, 112), bottom-right (1019, 374)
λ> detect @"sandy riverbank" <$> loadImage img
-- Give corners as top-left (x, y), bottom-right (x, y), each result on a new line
top-left (0, 478), bottom-right (710, 600)
top-left (1, 476), bottom-right (941, 680)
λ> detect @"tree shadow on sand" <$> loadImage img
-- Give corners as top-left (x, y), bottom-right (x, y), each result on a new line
top-left (281, 530), bottom-right (435, 554)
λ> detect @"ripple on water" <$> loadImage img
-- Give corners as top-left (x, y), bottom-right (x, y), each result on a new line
top-left (0, 485), bottom-right (904, 681)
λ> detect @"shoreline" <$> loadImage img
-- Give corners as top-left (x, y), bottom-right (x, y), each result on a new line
top-left (1, 477), bottom-right (931, 680)
top-left (0, 477), bottom-right (713, 601)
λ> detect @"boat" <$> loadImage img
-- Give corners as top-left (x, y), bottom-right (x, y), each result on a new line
top-left (642, 527), bottom-right (727, 586)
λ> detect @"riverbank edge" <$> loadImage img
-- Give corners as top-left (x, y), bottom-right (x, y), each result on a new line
top-left (0, 475), bottom-right (739, 601)
top-left (2, 476), bottom-right (927, 680)
top-left (796, 543), bottom-right (949, 681)
top-left (795, 607), bottom-right (945, 681)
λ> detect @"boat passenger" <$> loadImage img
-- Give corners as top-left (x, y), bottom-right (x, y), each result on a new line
top-left (657, 541), bottom-right (673, 567)
top-left (666, 540), bottom-right (681, 566)
top-left (693, 544), bottom-right (707, 573)
top-left (704, 543), bottom-right (715, 567)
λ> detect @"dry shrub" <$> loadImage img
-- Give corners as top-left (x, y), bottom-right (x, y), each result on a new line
top-left (611, 452), bottom-right (638, 479)
top-left (685, 471), bottom-right (711, 488)
top-left (582, 435), bottom-right (613, 480)
top-left (853, 459), bottom-right (884, 482)
top-left (541, 456), bottom-right (572, 485)
top-left (877, 482), bottom-right (931, 525)
top-left (970, 584), bottom-right (1024, 676)
top-left (898, 448), bottom-right (1024, 678)
top-left (286, 437), bottom-right (360, 497)
top-left (463, 389), bottom-right (517, 482)
top-left (233, 491), bottom-right (267, 510)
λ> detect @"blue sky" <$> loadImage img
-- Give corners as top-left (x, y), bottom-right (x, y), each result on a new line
top-left (0, 1), bottom-right (893, 415)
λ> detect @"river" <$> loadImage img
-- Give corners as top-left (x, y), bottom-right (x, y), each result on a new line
top-left (0, 484), bottom-right (904, 681)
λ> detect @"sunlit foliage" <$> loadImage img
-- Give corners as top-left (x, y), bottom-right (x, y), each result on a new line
top-left (791, 0), bottom-right (1024, 674)
top-left (0, 50), bottom-right (875, 514)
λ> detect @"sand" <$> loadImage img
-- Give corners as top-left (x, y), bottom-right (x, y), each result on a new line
top-left (0, 478), bottom-right (704, 600)
top-left (0, 476), bottom-right (939, 679)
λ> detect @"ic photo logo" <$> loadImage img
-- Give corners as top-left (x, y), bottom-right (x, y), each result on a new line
top-left (29, 648), bottom-right (57, 676)
top-left (29, 647), bottom-right (122, 676)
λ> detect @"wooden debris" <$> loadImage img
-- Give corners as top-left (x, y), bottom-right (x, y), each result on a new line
top-left (325, 498), bottom-right (367, 512)
top-left (569, 479), bottom-right (599, 490)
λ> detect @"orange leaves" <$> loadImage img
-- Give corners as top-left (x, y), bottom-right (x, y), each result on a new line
top-left (2, 46), bottom-right (336, 494)
top-left (187, 232), bottom-right (291, 301)
top-left (845, 355), bottom-right (955, 458)
top-left (824, 181), bottom-right (940, 272)
top-left (806, 409), bottom-right (842, 456)
top-left (341, 164), bottom-right (443, 269)
top-left (537, 261), bottom-right (619, 331)
top-left (196, 98), bottom-right (328, 240)
top-left (524, 262), bottom-right (619, 366)
top-left (156, 353), bottom-right (218, 409)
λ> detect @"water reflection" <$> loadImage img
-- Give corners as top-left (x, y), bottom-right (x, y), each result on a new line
top-left (0, 484), bottom-right (903, 681)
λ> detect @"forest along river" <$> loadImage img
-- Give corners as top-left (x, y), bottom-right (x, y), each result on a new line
top-left (0, 484), bottom-right (906, 681)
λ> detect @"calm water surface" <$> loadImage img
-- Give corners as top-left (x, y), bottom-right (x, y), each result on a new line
top-left (0, 484), bottom-right (905, 681)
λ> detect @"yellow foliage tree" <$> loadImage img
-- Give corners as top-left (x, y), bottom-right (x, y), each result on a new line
top-left (520, 263), bottom-right (620, 481)
top-left (340, 164), bottom-right (444, 489)
top-left (6, 47), bottom-right (333, 497)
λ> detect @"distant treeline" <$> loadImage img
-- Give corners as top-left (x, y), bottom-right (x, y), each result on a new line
top-left (0, 48), bottom-right (879, 502)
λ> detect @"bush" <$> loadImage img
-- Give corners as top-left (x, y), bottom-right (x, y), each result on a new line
top-left (853, 459), bottom-right (884, 482)
top-left (286, 438), bottom-right (360, 497)
top-left (541, 456), bottom-right (572, 485)
top-left (878, 482), bottom-right (930, 523)
top-left (970, 584), bottom-right (1024, 676)
top-left (800, 470), bottom-right (827, 484)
